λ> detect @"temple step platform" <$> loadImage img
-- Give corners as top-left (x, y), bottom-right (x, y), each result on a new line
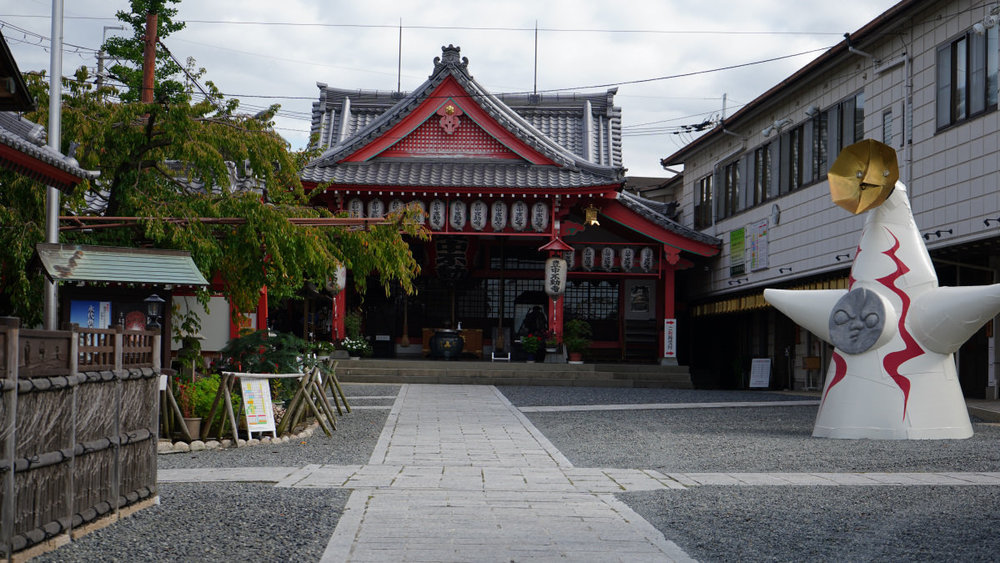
top-left (334, 359), bottom-right (693, 388)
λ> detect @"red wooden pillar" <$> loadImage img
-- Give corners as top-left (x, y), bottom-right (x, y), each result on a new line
top-left (547, 295), bottom-right (564, 340)
top-left (660, 248), bottom-right (680, 364)
top-left (331, 289), bottom-right (346, 342)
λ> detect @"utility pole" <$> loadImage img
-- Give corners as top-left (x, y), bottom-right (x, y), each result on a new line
top-left (96, 25), bottom-right (124, 94)
top-left (43, 0), bottom-right (63, 330)
top-left (141, 11), bottom-right (157, 103)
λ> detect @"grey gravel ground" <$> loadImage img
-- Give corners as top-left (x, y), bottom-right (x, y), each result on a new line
top-left (31, 383), bottom-right (1000, 562)
top-left (499, 385), bottom-right (1000, 562)
top-left (37, 484), bottom-right (350, 563)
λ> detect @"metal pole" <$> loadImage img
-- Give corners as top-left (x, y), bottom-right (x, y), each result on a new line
top-left (43, 0), bottom-right (64, 330)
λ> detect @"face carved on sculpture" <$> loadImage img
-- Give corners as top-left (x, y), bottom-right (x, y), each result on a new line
top-left (829, 287), bottom-right (886, 354)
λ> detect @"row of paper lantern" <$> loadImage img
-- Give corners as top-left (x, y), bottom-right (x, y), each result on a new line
top-left (347, 197), bottom-right (551, 232)
top-left (562, 246), bottom-right (656, 273)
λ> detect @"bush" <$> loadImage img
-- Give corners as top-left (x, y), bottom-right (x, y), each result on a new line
top-left (563, 319), bottom-right (592, 354)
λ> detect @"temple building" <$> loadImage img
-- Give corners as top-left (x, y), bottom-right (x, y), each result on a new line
top-left (296, 45), bottom-right (720, 363)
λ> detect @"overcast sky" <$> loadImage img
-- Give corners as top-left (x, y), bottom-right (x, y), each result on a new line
top-left (5, 0), bottom-right (900, 177)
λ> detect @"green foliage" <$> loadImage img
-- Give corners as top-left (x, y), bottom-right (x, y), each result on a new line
top-left (563, 319), bottom-right (592, 354)
top-left (175, 373), bottom-right (237, 421)
top-left (344, 311), bottom-right (363, 339)
top-left (341, 336), bottom-right (372, 357)
top-left (215, 329), bottom-right (312, 374)
top-left (521, 334), bottom-right (542, 354)
top-left (0, 2), bottom-right (427, 322)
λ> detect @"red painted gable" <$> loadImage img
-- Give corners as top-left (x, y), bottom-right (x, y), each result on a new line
top-left (342, 76), bottom-right (557, 166)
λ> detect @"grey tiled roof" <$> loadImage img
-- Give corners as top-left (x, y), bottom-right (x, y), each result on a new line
top-left (0, 112), bottom-right (100, 189)
top-left (304, 45), bottom-right (623, 189)
top-left (301, 160), bottom-right (619, 189)
top-left (37, 243), bottom-right (208, 287)
top-left (616, 190), bottom-right (721, 248)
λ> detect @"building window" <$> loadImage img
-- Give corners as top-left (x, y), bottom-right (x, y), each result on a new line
top-left (812, 112), bottom-right (828, 182)
top-left (882, 109), bottom-right (893, 145)
top-left (837, 92), bottom-right (864, 150)
top-left (694, 174), bottom-right (713, 230)
top-left (787, 125), bottom-right (803, 192)
top-left (565, 280), bottom-right (619, 322)
top-left (936, 26), bottom-right (998, 129)
top-left (721, 159), bottom-right (741, 219)
top-left (753, 144), bottom-right (770, 204)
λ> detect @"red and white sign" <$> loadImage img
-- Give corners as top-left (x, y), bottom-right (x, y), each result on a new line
top-left (664, 318), bottom-right (677, 359)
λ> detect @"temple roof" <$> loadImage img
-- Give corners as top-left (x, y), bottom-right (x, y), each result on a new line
top-left (616, 190), bottom-right (721, 248)
top-left (0, 112), bottom-right (100, 190)
top-left (302, 45), bottom-right (623, 190)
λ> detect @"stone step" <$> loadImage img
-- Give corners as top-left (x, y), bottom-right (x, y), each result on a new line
top-left (333, 359), bottom-right (692, 388)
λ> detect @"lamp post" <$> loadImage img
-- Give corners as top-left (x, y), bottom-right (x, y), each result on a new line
top-left (144, 293), bottom-right (166, 330)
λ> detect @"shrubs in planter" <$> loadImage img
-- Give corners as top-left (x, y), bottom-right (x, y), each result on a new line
top-left (563, 319), bottom-right (592, 363)
top-left (520, 334), bottom-right (543, 360)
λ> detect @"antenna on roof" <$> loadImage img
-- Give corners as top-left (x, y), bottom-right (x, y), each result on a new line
top-left (533, 20), bottom-right (538, 97)
top-left (397, 18), bottom-right (402, 95)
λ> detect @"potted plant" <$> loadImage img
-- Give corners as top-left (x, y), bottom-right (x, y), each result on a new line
top-left (563, 319), bottom-right (592, 364)
top-left (341, 335), bottom-right (372, 359)
top-left (544, 331), bottom-right (560, 353)
top-left (520, 333), bottom-right (542, 362)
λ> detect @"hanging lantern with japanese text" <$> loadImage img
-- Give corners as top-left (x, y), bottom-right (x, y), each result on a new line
top-left (469, 200), bottom-right (488, 231)
top-left (449, 200), bottom-right (467, 230)
top-left (620, 247), bottom-right (635, 272)
top-left (491, 201), bottom-right (508, 231)
top-left (582, 246), bottom-right (596, 271)
top-left (531, 201), bottom-right (550, 232)
top-left (347, 198), bottom-right (364, 218)
top-left (544, 257), bottom-right (568, 301)
top-left (601, 247), bottom-right (615, 271)
top-left (428, 199), bottom-right (446, 230)
top-left (640, 247), bottom-right (655, 272)
top-left (511, 200), bottom-right (528, 231)
top-left (367, 199), bottom-right (385, 218)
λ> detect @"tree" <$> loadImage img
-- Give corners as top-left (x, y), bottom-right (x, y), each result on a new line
top-left (0, 5), bottom-right (425, 326)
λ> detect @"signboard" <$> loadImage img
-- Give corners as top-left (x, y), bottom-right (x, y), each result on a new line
top-left (748, 219), bottom-right (769, 271)
top-left (663, 318), bottom-right (677, 359)
top-left (749, 358), bottom-right (772, 388)
top-left (729, 227), bottom-right (746, 276)
top-left (70, 300), bottom-right (111, 329)
top-left (240, 376), bottom-right (276, 434)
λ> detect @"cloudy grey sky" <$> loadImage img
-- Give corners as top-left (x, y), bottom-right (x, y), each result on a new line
top-left (4, 0), bottom-right (900, 177)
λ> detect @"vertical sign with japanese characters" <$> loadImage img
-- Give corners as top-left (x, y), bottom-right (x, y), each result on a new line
top-left (664, 318), bottom-right (677, 360)
top-left (240, 377), bottom-right (276, 434)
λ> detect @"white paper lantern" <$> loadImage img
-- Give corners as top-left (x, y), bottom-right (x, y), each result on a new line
top-left (640, 247), bottom-right (655, 272)
top-left (511, 200), bottom-right (528, 232)
top-left (325, 263), bottom-right (347, 293)
top-left (562, 249), bottom-right (576, 270)
top-left (601, 247), bottom-right (615, 271)
top-left (544, 257), bottom-right (568, 300)
top-left (347, 198), bottom-right (364, 218)
top-left (388, 199), bottom-right (405, 214)
top-left (367, 198), bottom-right (385, 218)
top-left (469, 200), bottom-right (488, 231)
top-left (429, 199), bottom-right (446, 230)
top-left (620, 247), bottom-right (635, 272)
top-left (491, 201), bottom-right (508, 231)
top-left (582, 247), bottom-right (596, 271)
top-left (449, 200), bottom-right (467, 230)
top-left (411, 200), bottom-right (427, 224)
top-left (531, 201), bottom-right (550, 232)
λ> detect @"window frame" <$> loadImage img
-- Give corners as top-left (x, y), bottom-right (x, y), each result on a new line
top-left (936, 26), bottom-right (999, 130)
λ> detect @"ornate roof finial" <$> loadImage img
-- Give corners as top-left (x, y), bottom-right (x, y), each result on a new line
top-left (433, 44), bottom-right (469, 74)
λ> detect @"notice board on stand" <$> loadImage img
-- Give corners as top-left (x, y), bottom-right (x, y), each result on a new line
top-left (748, 358), bottom-right (771, 389)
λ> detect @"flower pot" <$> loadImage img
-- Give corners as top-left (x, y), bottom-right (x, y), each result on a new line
top-left (183, 417), bottom-right (202, 438)
top-left (568, 352), bottom-right (584, 364)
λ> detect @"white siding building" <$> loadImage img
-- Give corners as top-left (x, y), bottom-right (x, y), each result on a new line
top-left (663, 0), bottom-right (999, 396)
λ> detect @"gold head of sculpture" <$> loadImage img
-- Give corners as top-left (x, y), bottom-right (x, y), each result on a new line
top-left (828, 139), bottom-right (899, 214)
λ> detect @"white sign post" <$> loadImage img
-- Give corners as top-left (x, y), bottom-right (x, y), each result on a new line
top-left (662, 318), bottom-right (677, 365)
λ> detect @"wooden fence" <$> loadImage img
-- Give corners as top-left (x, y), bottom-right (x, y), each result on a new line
top-left (0, 318), bottom-right (160, 559)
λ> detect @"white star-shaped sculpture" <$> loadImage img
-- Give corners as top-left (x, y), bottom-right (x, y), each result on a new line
top-left (765, 182), bottom-right (1000, 439)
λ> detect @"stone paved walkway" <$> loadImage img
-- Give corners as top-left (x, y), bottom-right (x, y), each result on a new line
top-left (157, 384), bottom-right (1000, 561)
